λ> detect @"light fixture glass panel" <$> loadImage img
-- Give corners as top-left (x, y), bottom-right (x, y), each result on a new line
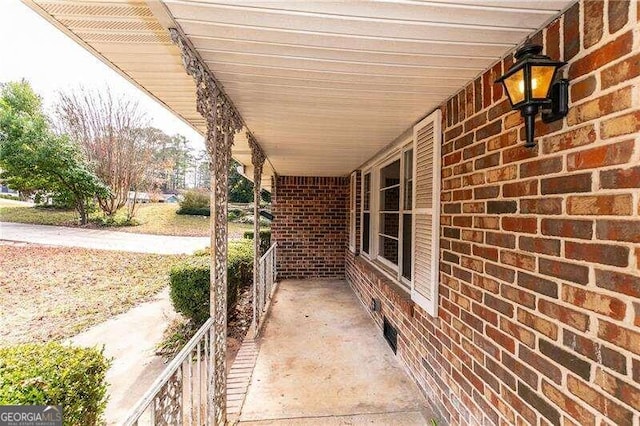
top-left (531, 65), bottom-right (556, 99)
top-left (503, 69), bottom-right (525, 105)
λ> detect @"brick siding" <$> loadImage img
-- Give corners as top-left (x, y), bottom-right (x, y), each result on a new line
top-left (346, 1), bottom-right (640, 425)
top-left (272, 176), bottom-right (348, 279)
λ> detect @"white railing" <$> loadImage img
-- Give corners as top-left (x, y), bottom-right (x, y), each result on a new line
top-left (123, 317), bottom-right (215, 426)
top-left (254, 242), bottom-right (277, 335)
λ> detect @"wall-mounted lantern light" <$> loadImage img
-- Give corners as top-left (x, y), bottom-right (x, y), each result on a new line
top-left (496, 43), bottom-right (568, 148)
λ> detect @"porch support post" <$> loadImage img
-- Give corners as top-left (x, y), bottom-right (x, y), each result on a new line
top-left (170, 28), bottom-right (242, 425)
top-left (248, 134), bottom-right (265, 334)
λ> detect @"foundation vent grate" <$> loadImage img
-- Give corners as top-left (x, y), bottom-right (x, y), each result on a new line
top-left (383, 316), bottom-right (398, 354)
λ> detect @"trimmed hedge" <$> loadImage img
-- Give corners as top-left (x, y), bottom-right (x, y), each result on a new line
top-left (228, 208), bottom-right (244, 221)
top-left (0, 343), bottom-right (111, 426)
top-left (176, 206), bottom-right (210, 216)
top-left (176, 190), bottom-right (210, 216)
top-left (243, 229), bottom-right (271, 255)
top-left (170, 240), bottom-right (253, 325)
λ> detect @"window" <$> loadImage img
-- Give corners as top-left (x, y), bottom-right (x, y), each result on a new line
top-left (359, 144), bottom-right (414, 288)
top-left (358, 111), bottom-right (441, 315)
top-left (374, 149), bottom-right (413, 282)
top-left (361, 172), bottom-right (371, 256)
top-left (378, 158), bottom-right (400, 267)
top-left (349, 172), bottom-right (356, 252)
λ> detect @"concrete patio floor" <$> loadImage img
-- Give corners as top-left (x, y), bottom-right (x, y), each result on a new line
top-left (238, 279), bottom-right (435, 425)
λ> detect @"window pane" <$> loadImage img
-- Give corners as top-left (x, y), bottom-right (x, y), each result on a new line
top-left (404, 150), bottom-right (413, 211)
top-left (363, 213), bottom-right (370, 254)
top-left (402, 213), bottom-right (412, 280)
top-left (379, 235), bottom-right (399, 265)
top-left (380, 159), bottom-right (400, 188)
top-left (363, 173), bottom-right (371, 211)
top-left (380, 186), bottom-right (400, 211)
top-left (379, 213), bottom-right (399, 238)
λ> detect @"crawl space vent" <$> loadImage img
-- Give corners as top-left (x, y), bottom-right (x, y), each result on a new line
top-left (383, 316), bottom-right (398, 354)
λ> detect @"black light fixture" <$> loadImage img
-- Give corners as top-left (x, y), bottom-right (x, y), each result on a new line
top-left (496, 43), bottom-right (569, 148)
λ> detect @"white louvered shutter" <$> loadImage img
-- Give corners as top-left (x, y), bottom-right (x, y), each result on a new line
top-left (411, 110), bottom-right (442, 316)
top-left (349, 171), bottom-right (356, 252)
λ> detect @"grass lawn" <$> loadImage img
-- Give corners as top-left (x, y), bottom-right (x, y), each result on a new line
top-left (0, 202), bottom-right (254, 238)
top-left (0, 243), bottom-right (186, 346)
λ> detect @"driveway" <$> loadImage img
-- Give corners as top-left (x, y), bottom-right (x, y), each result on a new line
top-left (0, 222), bottom-right (208, 254)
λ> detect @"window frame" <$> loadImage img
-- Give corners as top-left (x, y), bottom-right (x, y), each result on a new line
top-left (375, 154), bottom-right (402, 272)
top-left (360, 169), bottom-right (372, 259)
top-left (399, 146), bottom-right (414, 287)
top-left (359, 137), bottom-right (414, 291)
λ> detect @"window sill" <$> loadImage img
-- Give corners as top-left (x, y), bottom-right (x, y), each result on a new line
top-left (356, 255), bottom-right (412, 301)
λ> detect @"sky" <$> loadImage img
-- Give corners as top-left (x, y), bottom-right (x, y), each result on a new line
top-left (0, 0), bottom-right (205, 152)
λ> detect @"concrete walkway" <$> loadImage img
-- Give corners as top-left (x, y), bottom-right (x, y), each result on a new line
top-left (0, 222), bottom-right (208, 254)
top-left (238, 279), bottom-right (435, 425)
top-left (69, 288), bottom-right (178, 426)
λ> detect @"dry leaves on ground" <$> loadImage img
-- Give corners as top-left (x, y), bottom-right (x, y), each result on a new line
top-left (0, 243), bottom-right (186, 346)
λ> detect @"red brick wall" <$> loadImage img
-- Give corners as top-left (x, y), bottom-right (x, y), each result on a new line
top-left (347, 1), bottom-right (640, 424)
top-left (272, 176), bottom-right (348, 279)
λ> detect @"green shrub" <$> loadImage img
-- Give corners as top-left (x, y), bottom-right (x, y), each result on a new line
top-left (176, 207), bottom-right (210, 216)
top-left (177, 190), bottom-right (210, 216)
top-left (227, 208), bottom-right (244, 221)
top-left (0, 343), bottom-right (111, 426)
top-left (227, 240), bottom-right (254, 302)
top-left (170, 240), bottom-right (253, 325)
top-left (0, 194), bottom-right (20, 200)
top-left (243, 229), bottom-right (272, 255)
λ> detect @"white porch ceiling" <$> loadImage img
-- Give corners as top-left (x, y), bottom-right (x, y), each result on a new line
top-left (24, 0), bottom-right (575, 178)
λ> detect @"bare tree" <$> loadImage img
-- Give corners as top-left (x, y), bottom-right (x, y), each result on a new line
top-left (54, 87), bottom-right (153, 218)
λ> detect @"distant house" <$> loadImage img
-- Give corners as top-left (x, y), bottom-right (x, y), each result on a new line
top-left (127, 191), bottom-right (179, 203)
top-left (161, 194), bottom-right (179, 203)
top-left (127, 191), bottom-right (150, 203)
top-left (0, 184), bottom-right (18, 196)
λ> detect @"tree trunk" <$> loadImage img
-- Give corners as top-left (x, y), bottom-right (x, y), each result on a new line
top-left (77, 200), bottom-right (88, 225)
